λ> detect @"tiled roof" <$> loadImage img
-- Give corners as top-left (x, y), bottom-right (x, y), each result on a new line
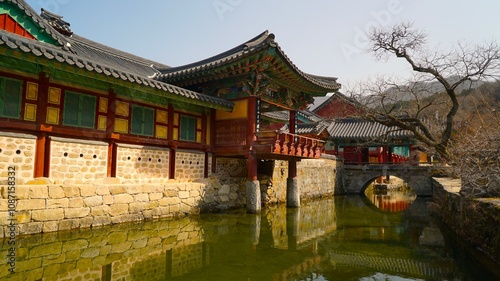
top-left (156, 31), bottom-right (340, 92)
top-left (262, 110), bottom-right (324, 123)
top-left (309, 92), bottom-right (362, 113)
top-left (40, 8), bottom-right (72, 36)
top-left (0, 1), bottom-right (233, 110)
top-left (0, 0), bottom-right (70, 49)
top-left (281, 121), bottom-right (330, 136)
top-left (327, 118), bottom-right (413, 141)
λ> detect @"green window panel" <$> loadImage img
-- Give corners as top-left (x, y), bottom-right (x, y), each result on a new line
top-left (180, 115), bottom-right (196, 142)
top-left (62, 91), bottom-right (96, 128)
top-left (131, 105), bottom-right (154, 136)
top-left (0, 77), bottom-right (22, 119)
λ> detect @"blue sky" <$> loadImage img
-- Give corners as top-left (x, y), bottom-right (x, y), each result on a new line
top-left (26, 0), bottom-right (500, 88)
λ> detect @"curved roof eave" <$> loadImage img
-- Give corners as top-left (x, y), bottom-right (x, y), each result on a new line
top-left (0, 30), bottom-right (233, 111)
top-left (156, 30), bottom-right (341, 92)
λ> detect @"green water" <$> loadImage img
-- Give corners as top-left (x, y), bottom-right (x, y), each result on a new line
top-left (1, 196), bottom-right (499, 281)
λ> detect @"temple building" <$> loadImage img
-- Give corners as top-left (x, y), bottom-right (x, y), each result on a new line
top-left (0, 0), bottom-right (340, 213)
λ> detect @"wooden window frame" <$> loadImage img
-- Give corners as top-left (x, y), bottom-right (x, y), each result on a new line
top-left (130, 104), bottom-right (154, 136)
top-left (0, 77), bottom-right (22, 119)
top-left (62, 91), bottom-right (96, 128)
top-left (179, 115), bottom-right (196, 142)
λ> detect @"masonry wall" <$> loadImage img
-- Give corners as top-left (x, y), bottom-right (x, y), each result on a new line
top-left (49, 137), bottom-right (108, 184)
top-left (175, 151), bottom-right (205, 181)
top-left (261, 156), bottom-right (341, 205)
top-left (116, 144), bottom-right (170, 183)
top-left (0, 132), bottom-right (36, 184)
top-left (432, 178), bottom-right (500, 262)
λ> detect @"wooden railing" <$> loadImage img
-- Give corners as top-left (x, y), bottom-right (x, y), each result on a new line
top-left (254, 130), bottom-right (325, 158)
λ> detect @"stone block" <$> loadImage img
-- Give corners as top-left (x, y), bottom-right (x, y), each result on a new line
top-left (65, 207), bottom-right (90, 219)
top-left (84, 196), bottom-right (103, 207)
top-left (16, 199), bottom-right (45, 211)
top-left (95, 186), bottom-right (110, 195)
top-left (164, 189), bottom-right (177, 197)
top-left (178, 191), bottom-right (190, 199)
top-left (109, 185), bottom-right (126, 195)
top-left (108, 204), bottom-right (129, 216)
top-left (91, 205), bottom-right (109, 216)
top-left (134, 194), bottom-right (149, 202)
top-left (29, 186), bottom-right (49, 198)
top-left (42, 221), bottom-right (59, 233)
top-left (26, 177), bottom-right (52, 185)
top-left (47, 198), bottom-right (69, 208)
top-left (129, 202), bottom-right (146, 214)
top-left (80, 186), bottom-right (97, 197)
top-left (110, 214), bottom-right (143, 224)
top-left (92, 216), bottom-right (111, 227)
top-left (18, 222), bottom-right (43, 235)
top-left (68, 197), bottom-right (84, 208)
top-left (16, 210), bottom-right (31, 223)
top-left (31, 209), bottom-right (64, 221)
top-left (48, 186), bottom-right (65, 199)
top-left (149, 192), bottom-right (163, 201)
top-left (63, 186), bottom-right (80, 197)
top-left (16, 185), bottom-right (30, 199)
top-left (103, 195), bottom-right (113, 205)
top-left (114, 194), bottom-right (133, 204)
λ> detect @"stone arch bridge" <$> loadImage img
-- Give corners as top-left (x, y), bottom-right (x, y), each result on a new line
top-left (342, 164), bottom-right (438, 196)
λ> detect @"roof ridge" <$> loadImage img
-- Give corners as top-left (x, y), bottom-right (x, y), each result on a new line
top-left (156, 30), bottom-right (271, 74)
top-left (69, 34), bottom-right (169, 70)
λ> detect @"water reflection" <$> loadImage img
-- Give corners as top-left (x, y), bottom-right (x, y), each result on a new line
top-left (365, 176), bottom-right (417, 213)
top-left (1, 196), bottom-right (498, 280)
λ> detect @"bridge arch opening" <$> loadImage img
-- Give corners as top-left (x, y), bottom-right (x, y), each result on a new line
top-left (363, 175), bottom-right (417, 212)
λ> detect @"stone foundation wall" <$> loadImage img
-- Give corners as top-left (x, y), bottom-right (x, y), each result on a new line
top-left (261, 157), bottom-right (341, 204)
top-left (49, 137), bottom-right (108, 184)
top-left (432, 178), bottom-right (500, 262)
top-left (0, 182), bottom-right (206, 237)
top-left (116, 144), bottom-right (170, 183)
top-left (0, 132), bottom-right (36, 184)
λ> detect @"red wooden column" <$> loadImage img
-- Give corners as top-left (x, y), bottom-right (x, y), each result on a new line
top-left (210, 109), bottom-right (217, 174)
top-left (288, 110), bottom-right (297, 177)
top-left (287, 110), bottom-right (300, 207)
top-left (106, 89), bottom-right (117, 177)
top-left (246, 97), bottom-right (260, 213)
top-left (34, 72), bottom-right (50, 178)
top-left (167, 103), bottom-right (176, 179)
top-left (247, 97), bottom-right (258, 181)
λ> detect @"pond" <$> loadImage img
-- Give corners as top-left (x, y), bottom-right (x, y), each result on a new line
top-left (1, 195), bottom-right (499, 280)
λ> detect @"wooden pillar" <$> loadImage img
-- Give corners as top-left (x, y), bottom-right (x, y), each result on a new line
top-left (36, 72), bottom-right (49, 129)
top-left (107, 141), bottom-right (117, 177)
top-left (388, 146), bottom-right (393, 163)
top-left (287, 110), bottom-right (299, 207)
top-left (169, 148), bottom-right (176, 180)
top-left (34, 133), bottom-right (47, 178)
top-left (204, 152), bottom-right (209, 178)
top-left (247, 97), bottom-right (257, 148)
top-left (106, 89), bottom-right (117, 177)
top-left (167, 103), bottom-right (176, 179)
top-left (34, 72), bottom-right (50, 178)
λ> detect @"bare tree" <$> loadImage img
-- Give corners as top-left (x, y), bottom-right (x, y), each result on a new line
top-left (351, 22), bottom-right (500, 161)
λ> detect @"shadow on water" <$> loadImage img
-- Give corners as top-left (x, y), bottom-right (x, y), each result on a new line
top-left (0, 195), bottom-right (499, 280)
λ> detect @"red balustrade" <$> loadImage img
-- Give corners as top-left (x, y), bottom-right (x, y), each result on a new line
top-left (254, 131), bottom-right (325, 159)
